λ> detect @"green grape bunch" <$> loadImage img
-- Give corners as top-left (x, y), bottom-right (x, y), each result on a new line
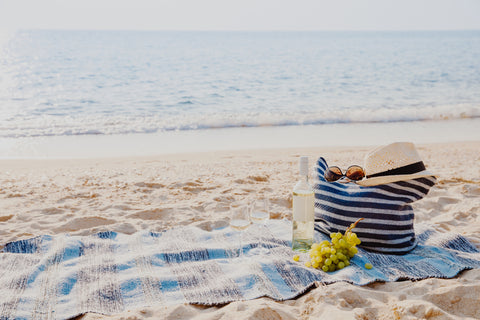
top-left (294, 218), bottom-right (364, 272)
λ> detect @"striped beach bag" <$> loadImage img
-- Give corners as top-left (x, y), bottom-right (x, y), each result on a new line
top-left (314, 157), bottom-right (437, 254)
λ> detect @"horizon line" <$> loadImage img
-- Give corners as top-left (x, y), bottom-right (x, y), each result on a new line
top-left (4, 27), bottom-right (480, 33)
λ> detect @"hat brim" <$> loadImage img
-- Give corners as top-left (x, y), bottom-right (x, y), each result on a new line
top-left (355, 170), bottom-right (435, 187)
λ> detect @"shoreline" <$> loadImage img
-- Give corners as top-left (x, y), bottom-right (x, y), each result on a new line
top-left (0, 118), bottom-right (479, 159)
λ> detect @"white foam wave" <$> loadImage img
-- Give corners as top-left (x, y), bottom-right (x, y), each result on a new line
top-left (0, 104), bottom-right (478, 138)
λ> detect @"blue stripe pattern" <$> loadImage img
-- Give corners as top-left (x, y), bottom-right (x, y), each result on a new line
top-left (1, 220), bottom-right (479, 319)
top-left (314, 157), bottom-right (437, 254)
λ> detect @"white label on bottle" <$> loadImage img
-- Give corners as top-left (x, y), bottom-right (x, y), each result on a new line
top-left (293, 192), bottom-right (314, 222)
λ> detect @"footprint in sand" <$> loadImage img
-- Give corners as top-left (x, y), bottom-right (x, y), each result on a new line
top-left (135, 182), bottom-right (166, 194)
top-left (127, 208), bottom-right (174, 220)
top-left (423, 285), bottom-right (479, 318)
top-left (462, 184), bottom-right (480, 197)
top-left (112, 222), bottom-right (137, 234)
top-left (0, 214), bottom-right (13, 222)
top-left (53, 216), bottom-right (116, 233)
top-left (437, 196), bottom-right (461, 208)
top-left (247, 175), bottom-right (269, 182)
top-left (5, 193), bottom-right (24, 198)
top-left (168, 181), bottom-right (217, 194)
top-left (250, 305), bottom-right (295, 320)
top-left (40, 207), bottom-right (65, 215)
top-left (58, 192), bottom-right (100, 203)
top-left (100, 204), bottom-right (133, 211)
top-left (234, 175), bottom-right (269, 184)
top-left (134, 182), bottom-right (165, 189)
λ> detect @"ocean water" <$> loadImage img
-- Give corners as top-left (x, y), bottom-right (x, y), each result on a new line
top-left (0, 30), bottom-right (479, 141)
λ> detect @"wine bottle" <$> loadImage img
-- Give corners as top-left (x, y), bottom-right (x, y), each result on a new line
top-left (292, 156), bottom-right (314, 252)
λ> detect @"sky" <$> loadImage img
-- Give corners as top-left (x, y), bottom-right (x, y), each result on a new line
top-left (0, 0), bottom-right (479, 31)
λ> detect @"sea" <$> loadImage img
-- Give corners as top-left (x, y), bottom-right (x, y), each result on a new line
top-left (0, 30), bottom-right (479, 158)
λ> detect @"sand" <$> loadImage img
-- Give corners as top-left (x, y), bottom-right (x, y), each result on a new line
top-left (1, 141), bottom-right (479, 319)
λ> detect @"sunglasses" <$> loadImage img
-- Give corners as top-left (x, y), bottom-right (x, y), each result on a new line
top-left (324, 165), bottom-right (365, 182)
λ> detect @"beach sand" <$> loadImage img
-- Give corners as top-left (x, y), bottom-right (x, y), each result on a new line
top-left (1, 141), bottom-right (479, 319)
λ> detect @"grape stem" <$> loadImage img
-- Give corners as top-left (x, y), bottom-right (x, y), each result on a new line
top-left (345, 218), bottom-right (364, 234)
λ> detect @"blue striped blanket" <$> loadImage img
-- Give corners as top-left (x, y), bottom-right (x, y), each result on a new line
top-left (1, 220), bottom-right (480, 319)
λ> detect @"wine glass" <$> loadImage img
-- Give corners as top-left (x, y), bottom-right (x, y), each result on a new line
top-left (229, 205), bottom-right (251, 258)
top-left (249, 198), bottom-right (270, 255)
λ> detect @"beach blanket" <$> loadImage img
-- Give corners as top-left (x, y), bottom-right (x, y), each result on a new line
top-left (1, 220), bottom-right (480, 319)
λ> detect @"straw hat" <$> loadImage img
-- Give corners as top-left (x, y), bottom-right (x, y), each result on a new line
top-left (356, 142), bottom-right (435, 186)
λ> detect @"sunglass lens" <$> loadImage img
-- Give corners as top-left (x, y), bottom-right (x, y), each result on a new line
top-left (346, 166), bottom-right (365, 181)
top-left (325, 166), bottom-right (343, 182)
